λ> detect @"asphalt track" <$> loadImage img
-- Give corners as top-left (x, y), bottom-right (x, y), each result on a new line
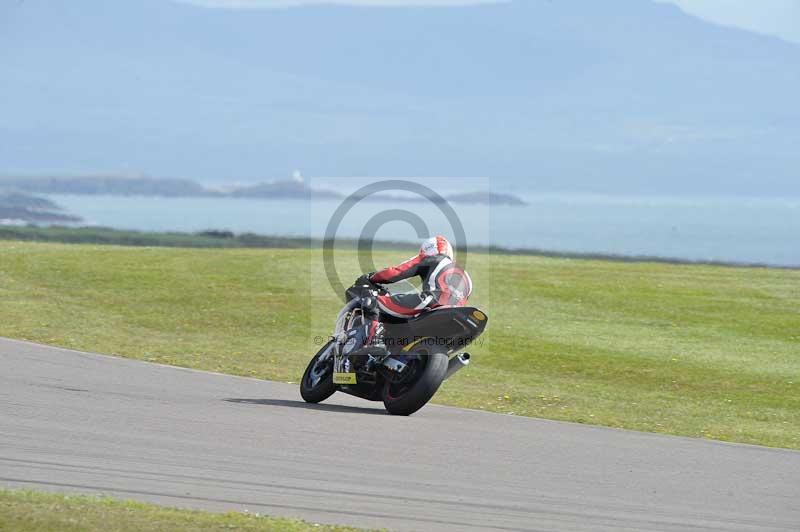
top-left (1, 338), bottom-right (799, 532)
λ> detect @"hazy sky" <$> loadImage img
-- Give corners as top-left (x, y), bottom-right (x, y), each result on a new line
top-left (179, 0), bottom-right (800, 44)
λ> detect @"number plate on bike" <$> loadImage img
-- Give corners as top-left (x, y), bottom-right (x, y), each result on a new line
top-left (333, 372), bottom-right (357, 385)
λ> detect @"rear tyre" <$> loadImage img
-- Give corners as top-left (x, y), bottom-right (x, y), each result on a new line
top-left (382, 352), bottom-right (448, 416)
top-left (300, 341), bottom-right (336, 403)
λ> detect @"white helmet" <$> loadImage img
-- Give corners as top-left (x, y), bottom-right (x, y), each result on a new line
top-left (420, 235), bottom-right (454, 259)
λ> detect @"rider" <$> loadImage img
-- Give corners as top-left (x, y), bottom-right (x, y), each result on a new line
top-left (353, 235), bottom-right (472, 359)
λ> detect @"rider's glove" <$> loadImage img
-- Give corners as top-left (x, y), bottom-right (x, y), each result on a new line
top-left (356, 273), bottom-right (376, 286)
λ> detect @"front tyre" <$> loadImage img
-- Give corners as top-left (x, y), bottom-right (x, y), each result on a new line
top-left (382, 352), bottom-right (448, 416)
top-left (300, 341), bottom-right (336, 403)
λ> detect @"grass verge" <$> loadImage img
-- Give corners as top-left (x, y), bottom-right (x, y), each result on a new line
top-left (0, 489), bottom-right (369, 532)
top-left (0, 241), bottom-right (798, 449)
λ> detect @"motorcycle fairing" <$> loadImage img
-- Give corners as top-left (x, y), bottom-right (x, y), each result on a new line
top-left (383, 306), bottom-right (488, 356)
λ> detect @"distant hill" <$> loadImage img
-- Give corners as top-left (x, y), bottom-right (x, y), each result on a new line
top-left (227, 179), bottom-right (331, 199)
top-left (0, 176), bottom-right (211, 197)
top-left (0, 175), bottom-right (525, 205)
top-left (0, 190), bottom-right (81, 224)
top-left (1, 0), bottom-right (798, 195)
top-left (0, 191), bottom-right (62, 212)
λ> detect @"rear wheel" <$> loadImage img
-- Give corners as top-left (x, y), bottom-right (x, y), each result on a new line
top-left (300, 341), bottom-right (336, 403)
top-left (382, 352), bottom-right (448, 416)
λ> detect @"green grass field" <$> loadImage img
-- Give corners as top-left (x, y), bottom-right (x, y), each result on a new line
top-left (0, 490), bottom-right (370, 532)
top-left (1, 241), bottom-right (798, 449)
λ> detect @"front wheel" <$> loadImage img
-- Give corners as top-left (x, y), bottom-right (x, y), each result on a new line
top-left (382, 352), bottom-right (448, 416)
top-left (300, 341), bottom-right (336, 403)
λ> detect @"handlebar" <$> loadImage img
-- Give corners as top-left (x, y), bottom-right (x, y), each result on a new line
top-left (346, 277), bottom-right (387, 302)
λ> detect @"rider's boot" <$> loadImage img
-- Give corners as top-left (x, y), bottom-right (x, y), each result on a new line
top-left (357, 294), bottom-right (389, 368)
top-left (360, 319), bottom-right (388, 371)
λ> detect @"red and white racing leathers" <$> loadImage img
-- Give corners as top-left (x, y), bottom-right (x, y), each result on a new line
top-left (368, 250), bottom-right (472, 319)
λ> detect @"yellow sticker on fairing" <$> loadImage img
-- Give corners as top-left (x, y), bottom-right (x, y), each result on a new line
top-left (333, 372), bottom-right (357, 385)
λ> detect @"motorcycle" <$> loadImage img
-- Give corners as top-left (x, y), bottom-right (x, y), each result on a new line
top-left (300, 277), bottom-right (488, 415)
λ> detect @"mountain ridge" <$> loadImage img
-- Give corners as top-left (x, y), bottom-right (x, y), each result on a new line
top-left (1, 0), bottom-right (798, 195)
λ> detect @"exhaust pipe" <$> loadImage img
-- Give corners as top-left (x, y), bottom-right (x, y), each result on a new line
top-left (444, 353), bottom-right (470, 380)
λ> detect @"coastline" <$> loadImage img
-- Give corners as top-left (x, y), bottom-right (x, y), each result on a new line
top-left (1, 225), bottom-right (796, 270)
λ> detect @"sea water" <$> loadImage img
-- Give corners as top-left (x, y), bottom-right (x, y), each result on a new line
top-left (44, 193), bottom-right (799, 267)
